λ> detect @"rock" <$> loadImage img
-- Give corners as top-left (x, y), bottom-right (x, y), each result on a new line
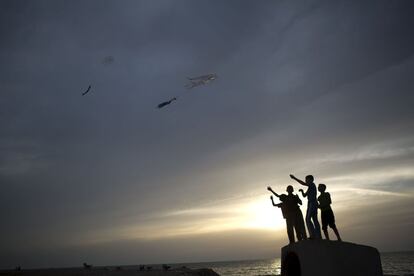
top-left (281, 240), bottom-right (383, 276)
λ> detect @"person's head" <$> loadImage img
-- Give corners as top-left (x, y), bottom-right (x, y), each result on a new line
top-left (318, 184), bottom-right (326, 192)
top-left (305, 175), bottom-right (314, 184)
top-left (286, 185), bottom-right (294, 194)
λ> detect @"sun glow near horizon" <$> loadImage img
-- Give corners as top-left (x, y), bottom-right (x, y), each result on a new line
top-left (84, 174), bottom-right (414, 245)
top-left (241, 196), bottom-right (286, 230)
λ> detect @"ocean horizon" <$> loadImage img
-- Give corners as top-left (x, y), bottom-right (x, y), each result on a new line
top-left (102, 251), bottom-right (414, 276)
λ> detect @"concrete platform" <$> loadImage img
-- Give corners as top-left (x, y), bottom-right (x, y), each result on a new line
top-left (281, 240), bottom-right (383, 276)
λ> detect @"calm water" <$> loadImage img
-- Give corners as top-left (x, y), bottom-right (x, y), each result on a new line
top-left (381, 252), bottom-right (414, 276)
top-left (171, 251), bottom-right (414, 276)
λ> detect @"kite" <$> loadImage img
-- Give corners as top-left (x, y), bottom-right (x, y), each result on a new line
top-left (82, 85), bottom-right (92, 96)
top-left (157, 97), bottom-right (177, 108)
top-left (157, 73), bottom-right (218, 110)
top-left (185, 73), bottom-right (217, 89)
top-left (103, 56), bottom-right (114, 65)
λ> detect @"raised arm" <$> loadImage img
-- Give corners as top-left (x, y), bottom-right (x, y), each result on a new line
top-left (270, 196), bottom-right (283, 207)
top-left (267, 186), bottom-right (280, 198)
top-left (270, 195), bottom-right (276, 206)
top-left (296, 195), bottom-right (303, 205)
top-left (298, 188), bottom-right (307, 198)
top-left (290, 174), bottom-right (308, 186)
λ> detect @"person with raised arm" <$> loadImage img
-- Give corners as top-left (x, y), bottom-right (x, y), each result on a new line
top-left (290, 174), bottom-right (322, 239)
top-left (268, 185), bottom-right (307, 243)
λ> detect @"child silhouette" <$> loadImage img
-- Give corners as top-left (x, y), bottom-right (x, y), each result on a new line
top-left (290, 174), bottom-right (322, 239)
top-left (268, 185), bottom-right (307, 243)
top-left (318, 184), bottom-right (342, 241)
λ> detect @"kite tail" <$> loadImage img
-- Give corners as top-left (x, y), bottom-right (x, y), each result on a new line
top-left (185, 82), bottom-right (195, 89)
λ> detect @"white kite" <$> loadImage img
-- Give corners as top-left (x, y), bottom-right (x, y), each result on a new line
top-left (185, 73), bottom-right (217, 89)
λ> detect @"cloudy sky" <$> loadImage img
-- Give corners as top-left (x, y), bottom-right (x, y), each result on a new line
top-left (1, 0), bottom-right (414, 269)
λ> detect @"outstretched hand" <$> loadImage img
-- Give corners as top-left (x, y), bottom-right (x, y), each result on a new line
top-left (270, 195), bottom-right (273, 200)
top-left (289, 174), bottom-right (295, 179)
top-left (267, 186), bottom-right (273, 191)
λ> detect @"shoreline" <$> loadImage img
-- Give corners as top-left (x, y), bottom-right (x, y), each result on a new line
top-left (0, 267), bottom-right (220, 276)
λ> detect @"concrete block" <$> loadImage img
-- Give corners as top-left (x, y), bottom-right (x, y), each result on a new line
top-left (281, 240), bottom-right (383, 276)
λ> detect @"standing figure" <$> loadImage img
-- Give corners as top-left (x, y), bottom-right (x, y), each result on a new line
top-left (268, 185), bottom-right (307, 243)
top-left (318, 184), bottom-right (342, 241)
top-left (290, 174), bottom-right (322, 239)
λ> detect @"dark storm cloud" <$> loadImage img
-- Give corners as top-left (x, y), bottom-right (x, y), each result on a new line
top-left (1, 0), bottom-right (414, 268)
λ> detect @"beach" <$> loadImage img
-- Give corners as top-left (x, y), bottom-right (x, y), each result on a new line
top-left (0, 267), bottom-right (219, 276)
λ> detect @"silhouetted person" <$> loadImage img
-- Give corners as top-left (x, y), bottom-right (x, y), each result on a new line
top-left (318, 184), bottom-right (342, 241)
top-left (268, 185), bottom-right (307, 243)
top-left (290, 174), bottom-right (322, 239)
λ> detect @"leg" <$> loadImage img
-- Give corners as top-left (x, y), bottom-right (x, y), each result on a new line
top-left (309, 205), bottom-right (321, 239)
top-left (292, 213), bottom-right (302, 241)
top-left (323, 229), bottom-right (330, 240)
top-left (286, 218), bottom-right (295, 244)
top-left (332, 226), bottom-right (342, 241)
top-left (296, 210), bottom-right (307, 240)
top-left (321, 210), bottom-right (329, 240)
top-left (328, 210), bottom-right (341, 241)
top-left (305, 208), bottom-right (315, 239)
top-left (312, 214), bottom-right (322, 239)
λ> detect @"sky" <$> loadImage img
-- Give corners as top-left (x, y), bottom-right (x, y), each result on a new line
top-left (1, 0), bottom-right (414, 269)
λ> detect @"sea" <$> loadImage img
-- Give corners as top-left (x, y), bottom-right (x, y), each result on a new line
top-left (169, 251), bottom-right (414, 276)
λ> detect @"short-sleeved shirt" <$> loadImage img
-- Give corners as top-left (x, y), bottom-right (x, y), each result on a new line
top-left (280, 194), bottom-right (301, 215)
top-left (307, 182), bottom-right (317, 205)
top-left (318, 192), bottom-right (332, 211)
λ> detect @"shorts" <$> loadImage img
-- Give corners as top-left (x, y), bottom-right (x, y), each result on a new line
top-left (321, 209), bottom-right (336, 231)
